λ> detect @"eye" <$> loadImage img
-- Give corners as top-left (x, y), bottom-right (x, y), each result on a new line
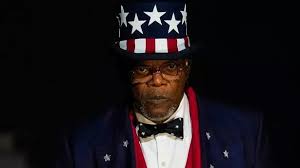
top-left (135, 66), bottom-right (149, 74)
top-left (166, 63), bottom-right (177, 70)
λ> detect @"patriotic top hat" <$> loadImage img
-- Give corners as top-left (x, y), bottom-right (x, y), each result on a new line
top-left (114, 0), bottom-right (195, 60)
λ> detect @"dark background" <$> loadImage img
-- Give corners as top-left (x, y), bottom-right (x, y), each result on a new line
top-left (1, 0), bottom-right (297, 167)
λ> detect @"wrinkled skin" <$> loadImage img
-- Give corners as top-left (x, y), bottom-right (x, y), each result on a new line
top-left (131, 59), bottom-right (190, 124)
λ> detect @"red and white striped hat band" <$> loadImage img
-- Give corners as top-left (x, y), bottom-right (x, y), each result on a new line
top-left (118, 36), bottom-right (190, 54)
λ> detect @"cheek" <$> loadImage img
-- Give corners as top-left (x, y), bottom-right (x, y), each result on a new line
top-left (165, 80), bottom-right (184, 102)
top-left (171, 80), bottom-right (186, 95)
top-left (169, 78), bottom-right (187, 100)
top-left (132, 84), bottom-right (147, 99)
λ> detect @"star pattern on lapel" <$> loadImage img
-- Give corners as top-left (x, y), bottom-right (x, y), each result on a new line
top-left (206, 132), bottom-right (211, 140)
top-left (223, 150), bottom-right (229, 158)
top-left (103, 154), bottom-right (111, 162)
top-left (123, 140), bottom-right (129, 148)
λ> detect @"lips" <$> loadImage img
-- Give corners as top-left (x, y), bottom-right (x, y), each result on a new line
top-left (145, 97), bottom-right (169, 104)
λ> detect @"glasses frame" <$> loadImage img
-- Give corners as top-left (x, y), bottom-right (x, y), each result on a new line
top-left (129, 60), bottom-right (190, 84)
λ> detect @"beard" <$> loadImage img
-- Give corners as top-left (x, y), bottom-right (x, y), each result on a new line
top-left (134, 100), bottom-right (178, 123)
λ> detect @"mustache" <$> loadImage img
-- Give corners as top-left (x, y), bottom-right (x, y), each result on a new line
top-left (138, 90), bottom-right (171, 101)
top-left (145, 95), bottom-right (168, 100)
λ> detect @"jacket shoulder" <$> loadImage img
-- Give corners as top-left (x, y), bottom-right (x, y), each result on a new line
top-left (199, 97), bottom-right (264, 136)
top-left (68, 105), bottom-right (127, 146)
top-left (199, 98), bottom-right (269, 167)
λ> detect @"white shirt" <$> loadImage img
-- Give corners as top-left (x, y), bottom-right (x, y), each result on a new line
top-left (136, 93), bottom-right (192, 168)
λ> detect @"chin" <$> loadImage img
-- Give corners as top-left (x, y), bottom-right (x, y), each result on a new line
top-left (143, 104), bottom-right (177, 122)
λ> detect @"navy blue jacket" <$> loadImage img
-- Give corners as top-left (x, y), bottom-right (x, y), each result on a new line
top-left (55, 96), bottom-right (269, 168)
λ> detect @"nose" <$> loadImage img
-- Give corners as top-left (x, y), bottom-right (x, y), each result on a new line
top-left (147, 72), bottom-right (167, 87)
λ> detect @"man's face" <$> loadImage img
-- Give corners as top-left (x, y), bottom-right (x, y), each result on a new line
top-left (130, 59), bottom-right (190, 123)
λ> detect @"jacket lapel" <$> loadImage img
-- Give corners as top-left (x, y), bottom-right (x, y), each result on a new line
top-left (198, 97), bottom-right (247, 168)
top-left (93, 106), bottom-right (136, 168)
top-left (198, 96), bottom-right (209, 168)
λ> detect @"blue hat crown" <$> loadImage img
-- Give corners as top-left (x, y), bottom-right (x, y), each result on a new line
top-left (114, 0), bottom-right (191, 56)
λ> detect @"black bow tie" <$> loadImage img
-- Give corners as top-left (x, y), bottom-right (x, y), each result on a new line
top-left (137, 118), bottom-right (183, 139)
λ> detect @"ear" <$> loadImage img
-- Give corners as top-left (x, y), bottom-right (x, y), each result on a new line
top-left (184, 59), bottom-right (192, 78)
top-left (183, 59), bottom-right (192, 85)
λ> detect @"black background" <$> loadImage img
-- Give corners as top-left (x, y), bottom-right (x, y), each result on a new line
top-left (1, 0), bottom-right (298, 167)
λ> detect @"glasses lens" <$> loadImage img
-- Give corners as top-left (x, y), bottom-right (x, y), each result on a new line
top-left (161, 62), bottom-right (178, 76)
top-left (131, 61), bottom-right (184, 80)
top-left (132, 66), bottom-right (150, 79)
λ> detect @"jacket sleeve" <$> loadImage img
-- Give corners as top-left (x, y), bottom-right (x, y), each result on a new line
top-left (254, 112), bottom-right (270, 168)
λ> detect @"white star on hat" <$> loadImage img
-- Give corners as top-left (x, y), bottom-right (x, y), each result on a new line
top-left (119, 5), bottom-right (129, 27)
top-left (128, 13), bottom-right (146, 34)
top-left (165, 13), bottom-right (181, 34)
top-left (116, 16), bottom-right (121, 38)
top-left (180, 4), bottom-right (187, 25)
top-left (144, 4), bottom-right (166, 25)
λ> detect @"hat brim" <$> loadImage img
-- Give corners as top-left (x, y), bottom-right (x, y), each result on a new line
top-left (112, 44), bottom-right (206, 61)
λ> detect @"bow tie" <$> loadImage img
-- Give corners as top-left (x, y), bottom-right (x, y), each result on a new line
top-left (137, 118), bottom-right (183, 139)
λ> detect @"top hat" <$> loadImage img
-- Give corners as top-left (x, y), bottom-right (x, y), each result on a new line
top-left (113, 0), bottom-right (197, 60)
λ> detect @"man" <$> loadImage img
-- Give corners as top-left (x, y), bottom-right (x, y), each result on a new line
top-left (55, 0), bottom-right (269, 167)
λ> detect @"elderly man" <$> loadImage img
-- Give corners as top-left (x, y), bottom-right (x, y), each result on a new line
top-left (55, 0), bottom-right (269, 167)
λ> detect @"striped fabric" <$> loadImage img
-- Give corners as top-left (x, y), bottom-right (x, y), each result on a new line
top-left (118, 37), bottom-right (190, 54)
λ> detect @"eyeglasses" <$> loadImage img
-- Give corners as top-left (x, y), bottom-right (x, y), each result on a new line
top-left (130, 60), bottom-right (189, 83)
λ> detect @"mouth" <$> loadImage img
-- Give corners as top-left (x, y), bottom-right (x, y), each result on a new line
top-left (145, 96), bottom-right (169, 104)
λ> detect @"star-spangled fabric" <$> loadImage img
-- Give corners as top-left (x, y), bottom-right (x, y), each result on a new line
top-left (115, 1), bottom-right (191, 54)
top-left (55, 86), bottom-right (269, 168)
top-left (118, 2), bottom-right (187, 40)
